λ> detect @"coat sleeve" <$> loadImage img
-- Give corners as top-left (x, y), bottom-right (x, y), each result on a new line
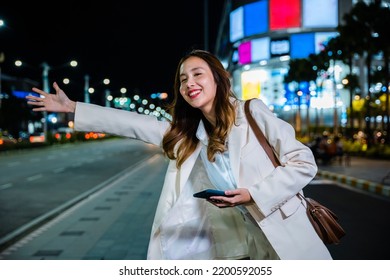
top-left (246, 99), bottom-right (318, 217)
top-left (74, 102), bottom-right (170, 147)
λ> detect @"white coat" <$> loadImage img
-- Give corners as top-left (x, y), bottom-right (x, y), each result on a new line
top-left (74, 98), bottom-right (332, 260)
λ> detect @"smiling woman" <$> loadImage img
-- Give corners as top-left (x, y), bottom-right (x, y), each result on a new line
top-left (25, 49), bottom-right (331, 260)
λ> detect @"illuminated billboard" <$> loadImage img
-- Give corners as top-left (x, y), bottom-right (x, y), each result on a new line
top-left (244, 0), bottom-right (268, 37)
top-left (269, 0), bottom-right (301, 30)
top-left (290, 32), bottom-right (339, 59)
top-left (303, 0), bottom-right (338, 28)
top-left (229, 0), bottom-right (339, 43)
top-left (230, 6), bottom-right (244, 43)
top-left (252, 37), bottom-right (270, 61)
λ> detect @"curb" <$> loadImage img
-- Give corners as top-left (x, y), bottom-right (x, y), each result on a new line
top-left (316, 170), bottom-right (390, 198)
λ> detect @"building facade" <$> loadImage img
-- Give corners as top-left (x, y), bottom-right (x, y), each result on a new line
top-left (214, 0), bottom-right (357, 135)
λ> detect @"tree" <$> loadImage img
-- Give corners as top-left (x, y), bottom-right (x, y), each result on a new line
top-left (372, 1), bottom-right (390, 142)
top-left (341, 1), bottom-right (385, 145)
top-left (284, 58), bottom-right (317, 137)
top-left (308, 51), bottom-right (330, 134)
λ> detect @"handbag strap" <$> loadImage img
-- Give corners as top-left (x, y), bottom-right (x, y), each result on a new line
top-left (244, 99), bottom-right (281, 168)
top-left (245, 99), bottom-right (305, 206)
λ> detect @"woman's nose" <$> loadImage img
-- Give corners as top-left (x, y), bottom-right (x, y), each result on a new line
top-left (186, 77), bottom-right (195, 87)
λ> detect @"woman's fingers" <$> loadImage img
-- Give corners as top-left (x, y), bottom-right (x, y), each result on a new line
top-left (26, 93), bottom-right (45, 102)
top-left (53, 82), bottom-right (60, 92)
top-left (32, 87), bottom-right (48, 96)
top-left (31, 107), bottom-right (46, 112)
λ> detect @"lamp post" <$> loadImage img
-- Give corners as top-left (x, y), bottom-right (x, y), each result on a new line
top-left (84, 77), bottom-right (111, 105)
top-left (39, 60), bottom-right (78, 142)
top-left (84, 74), bottom-right (90, 103)
top-left (105, 89), bottom-right (111, 107)
top-left (41, 63), bottom-right (50, 140)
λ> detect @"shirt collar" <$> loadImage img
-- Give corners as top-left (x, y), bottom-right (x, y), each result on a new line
top-left (196, 119), bottom-right (209, 146)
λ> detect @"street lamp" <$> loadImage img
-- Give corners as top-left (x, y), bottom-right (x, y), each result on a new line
top-left (41, 60), bottom-right (78, 93)
top-left (84, 77), bottom-right (111, 105)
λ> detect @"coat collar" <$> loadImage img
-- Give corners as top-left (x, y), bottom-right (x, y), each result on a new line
top-left (227, 100), bottom-right (247, 184)
top-left (178, 100), bottom-right (248, 191)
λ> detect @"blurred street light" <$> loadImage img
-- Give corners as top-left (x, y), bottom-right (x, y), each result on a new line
top-left (84, 76), bottom-right (111, 104)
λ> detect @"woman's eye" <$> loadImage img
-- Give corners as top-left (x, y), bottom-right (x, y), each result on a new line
top-left (180, 79), bottom-right (187, 83)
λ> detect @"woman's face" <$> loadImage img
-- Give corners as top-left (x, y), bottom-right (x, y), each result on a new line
top-left (179, 56), bottom-right (217, 118)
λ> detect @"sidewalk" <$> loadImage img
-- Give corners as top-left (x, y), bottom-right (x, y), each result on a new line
top-left (0, 155), bottom-right (389, 260)
top-left (315, 156), bottom-right (390, 198)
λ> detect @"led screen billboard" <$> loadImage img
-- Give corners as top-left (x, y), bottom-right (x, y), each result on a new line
top-left (270, 37), bottom-right (289, 57)
top-left (303, 0), bottom-right (338, 28)
top-left (238, 41), bottom-right (251, 64)
top-left (290, 32), bottom-right (339, 58)
top-left (251, 37), bottom-right (270, 62)
top-left (244, 0), bottom-right (268, 37)
top-left (269, 0), bottom-right (301, 30)
top-left (290, 33), bottom-right (315, 59)
top-left (230, 6), bottom-right (244, 42)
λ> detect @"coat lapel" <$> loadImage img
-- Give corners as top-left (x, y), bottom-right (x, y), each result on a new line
top-left (179, 144), bottom-right (202, 192)
top-left (228, 103), bottom-right (248, 186)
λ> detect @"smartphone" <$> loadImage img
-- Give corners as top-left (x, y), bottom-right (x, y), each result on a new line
top-left (193, 189), bottom-right (227, 199)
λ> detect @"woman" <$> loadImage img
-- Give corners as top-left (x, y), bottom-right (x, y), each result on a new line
top-left (26, 49), bottom-right (332, 260)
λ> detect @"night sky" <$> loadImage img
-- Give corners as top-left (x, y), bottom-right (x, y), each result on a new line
top-left (0, 0), bottom-right (226, 103)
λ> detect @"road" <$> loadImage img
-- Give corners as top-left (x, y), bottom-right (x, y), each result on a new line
top-left (304, 181), bottom-right (390, 260)
top-left (0, 138), bottom-right (162, 240)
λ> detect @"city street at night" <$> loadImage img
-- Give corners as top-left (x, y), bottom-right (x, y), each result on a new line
top-left (1, 1), bottom-right (390, 279)
top-left (1, 138), bottom-right (389, 260)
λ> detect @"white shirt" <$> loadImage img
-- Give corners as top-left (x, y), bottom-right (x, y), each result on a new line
top-left (196, 121), bottom-right (248, 215)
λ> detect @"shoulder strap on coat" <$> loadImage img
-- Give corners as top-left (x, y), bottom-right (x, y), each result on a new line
top-left (244, 99), bottom-right (281, 168)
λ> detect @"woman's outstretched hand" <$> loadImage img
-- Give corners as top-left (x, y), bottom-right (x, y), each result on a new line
top-left (26, 82), bottom-right (76, 113)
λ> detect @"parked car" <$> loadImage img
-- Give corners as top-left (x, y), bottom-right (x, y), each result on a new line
top-left (0, 133), bottom-right (17, 150)
top-left (53, 127), bottom-right (75, 142)
top-left (84, 131), bottom-right (106, 140)
top-left (29, 132), bottom-right (46, 143)
top-left (0, 134), bottom-right (17, 146)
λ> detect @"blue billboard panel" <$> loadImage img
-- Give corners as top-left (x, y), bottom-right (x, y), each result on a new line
top-left (12, 90), bottom-right (39, 99)
top-left (244, 0), bottom-right (268, 37)
top-left (290, 33), bottom-right (315, 59)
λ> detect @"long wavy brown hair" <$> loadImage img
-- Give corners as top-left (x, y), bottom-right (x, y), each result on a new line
top-left (162, 49), bottom-right (237, 168)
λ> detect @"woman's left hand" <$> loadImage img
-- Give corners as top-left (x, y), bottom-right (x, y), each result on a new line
top-left (208, 188), bottom-right (253, 208)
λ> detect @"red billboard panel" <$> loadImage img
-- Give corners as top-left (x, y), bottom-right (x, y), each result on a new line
top-left (270, 0), bottom-right (301, 30)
